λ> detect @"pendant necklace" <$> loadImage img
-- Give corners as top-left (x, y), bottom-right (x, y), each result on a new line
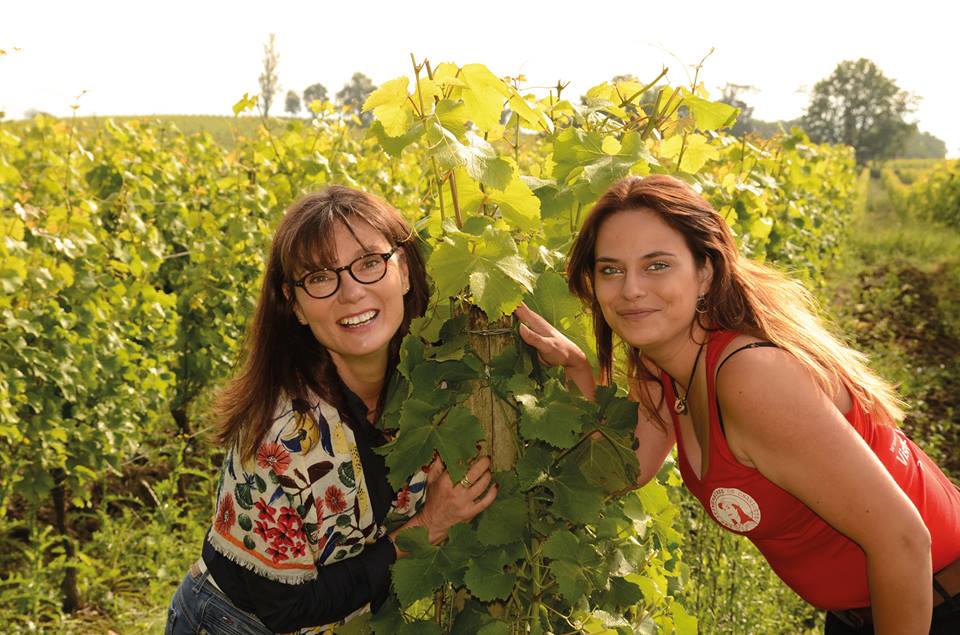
top-left (669, 340), bottom-right (706, 415)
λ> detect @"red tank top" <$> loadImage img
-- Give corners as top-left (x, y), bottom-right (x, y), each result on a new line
top-left (663, 330), bottom-right (960, 610)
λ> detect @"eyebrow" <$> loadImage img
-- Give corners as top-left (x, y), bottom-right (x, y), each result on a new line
top-left (595, 250), bottom-right (676, 262)
top-left (316, 243), bottom-right (387, 269)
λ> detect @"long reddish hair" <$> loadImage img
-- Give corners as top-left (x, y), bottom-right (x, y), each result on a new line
top-left (566, 175), bottom-right (903, 426)
top-left (215, 186), bottom-right (428, 463)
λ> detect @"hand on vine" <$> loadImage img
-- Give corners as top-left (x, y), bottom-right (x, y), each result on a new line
top-left (515, 304), bottom-right (596, 399)
top-left (398, 454), bottom-right (497, 548)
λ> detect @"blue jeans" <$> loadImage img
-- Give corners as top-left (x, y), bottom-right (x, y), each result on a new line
top-left (165, 563), bottom-right (272, 635)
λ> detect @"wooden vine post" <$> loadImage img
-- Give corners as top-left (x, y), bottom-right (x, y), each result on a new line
top-left (457, 303), bottom-right (519, 471)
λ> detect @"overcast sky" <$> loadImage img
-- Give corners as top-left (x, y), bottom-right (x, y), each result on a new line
top-left (3, 0), bottom-right (958, 156)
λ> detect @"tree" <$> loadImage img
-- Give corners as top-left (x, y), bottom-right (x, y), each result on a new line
top-left (302, 82), bottom-right (328, 110)
top-left (284, 90), bottom-right (301, 116)
top-left (899, 128), bottom-right (947, 159)
top-left (801, 58), bottom-right (916, 164)
top-left (258, 33), bottom-right (280, 115)
top-left (336, 72), bottom-right (375, 125)
top-left (718, 83), bottom-right (756, 137)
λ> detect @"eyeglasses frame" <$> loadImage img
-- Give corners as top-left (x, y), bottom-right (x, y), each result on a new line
top-left (291, 246), bottom-right (399, 300)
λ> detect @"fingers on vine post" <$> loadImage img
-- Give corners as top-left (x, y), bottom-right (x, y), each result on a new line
top-left (425, 455), bottom-right (444, 484)
top-left (516, 317), bottom-right (554, 368)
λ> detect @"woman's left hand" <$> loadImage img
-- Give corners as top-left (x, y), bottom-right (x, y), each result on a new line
top-left (515, 303), bottom-right (596, 399)
top-left (515, 303), bottom-right (586, 369)
top-left (401, 455), bottom-right (497, 546)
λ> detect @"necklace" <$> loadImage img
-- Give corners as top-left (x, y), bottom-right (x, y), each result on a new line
top-left (669, 340), bottom-right (706, 415)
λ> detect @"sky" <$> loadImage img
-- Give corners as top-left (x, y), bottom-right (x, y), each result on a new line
top-left (2, 0), bottom-right (958, 156)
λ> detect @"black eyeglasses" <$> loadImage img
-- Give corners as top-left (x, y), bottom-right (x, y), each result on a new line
top-left (292, 247), bottom-right (398, 299)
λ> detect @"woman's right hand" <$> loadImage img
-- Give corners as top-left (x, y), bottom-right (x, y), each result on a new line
top-left (404, 455), bottom-right (497, 546)
top-left (515, 303), bottom-right (596, 399)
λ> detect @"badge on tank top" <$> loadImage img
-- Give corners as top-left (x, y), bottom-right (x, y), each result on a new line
top-left (710, 487), bottom-right (761, 532)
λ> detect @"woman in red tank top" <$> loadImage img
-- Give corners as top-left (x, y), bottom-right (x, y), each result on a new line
top-left (516, 175), bottom-right (960, 634)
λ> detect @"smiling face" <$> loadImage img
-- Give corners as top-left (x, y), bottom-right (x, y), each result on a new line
top-left (593, 208), bottom-right (712, 352)
top-left (290, 219), bottom-right (410, 371)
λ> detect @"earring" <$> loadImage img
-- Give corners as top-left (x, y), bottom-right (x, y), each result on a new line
top-left (695, 294), bottom-right (708, 314)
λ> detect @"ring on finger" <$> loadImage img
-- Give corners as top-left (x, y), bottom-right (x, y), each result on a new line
top-left (459, 476), bottom-right (474, 488)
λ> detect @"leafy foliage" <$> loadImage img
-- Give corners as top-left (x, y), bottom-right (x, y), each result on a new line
top-left (0, 56), bottom-right (859, 633)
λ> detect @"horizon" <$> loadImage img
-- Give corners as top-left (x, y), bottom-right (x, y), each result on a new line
top-left (2, 0), bottom-right (957, 156)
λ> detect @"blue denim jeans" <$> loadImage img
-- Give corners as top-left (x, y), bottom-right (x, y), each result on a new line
top-left (165, 563), bottom-right (272, 635)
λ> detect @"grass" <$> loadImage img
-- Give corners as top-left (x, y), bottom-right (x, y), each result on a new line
top-left (826, 165), bottom-right (960, 477)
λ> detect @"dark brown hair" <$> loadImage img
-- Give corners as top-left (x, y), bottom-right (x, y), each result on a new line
top-left (566, 174), bottom-right (902, 425)
top-left (215, 186), bottom-right (429, 463)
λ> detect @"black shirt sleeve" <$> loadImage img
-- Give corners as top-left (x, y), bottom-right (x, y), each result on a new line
top-left (203, 534), bottom-right (396, 632)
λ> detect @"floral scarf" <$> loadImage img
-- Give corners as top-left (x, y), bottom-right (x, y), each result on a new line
top-left (206, 395), bottom-right (426, 590)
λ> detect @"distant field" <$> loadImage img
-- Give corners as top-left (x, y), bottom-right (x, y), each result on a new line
top-left (1, 113), bottom-right (302, 148)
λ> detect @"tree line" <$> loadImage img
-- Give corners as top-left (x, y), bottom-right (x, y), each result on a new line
top-left (257, 32), bottom-right (376, 125)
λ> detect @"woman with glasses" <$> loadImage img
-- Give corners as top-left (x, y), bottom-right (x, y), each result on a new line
top-left (165, 186), bottom-right (497, 634)
top-left (516, 175), bottom-right (960, 634)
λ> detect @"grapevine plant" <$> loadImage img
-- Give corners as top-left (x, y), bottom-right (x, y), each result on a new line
top-left (0, 56), bottom-right (857, 632)
top-left (354, 59), bottom-right (854, 633)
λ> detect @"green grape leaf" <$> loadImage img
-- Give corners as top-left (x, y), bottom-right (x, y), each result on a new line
top-left (519, 398), bottom-right (584, 449)
top-left (380, 403), bottom-right (483, 489)
top-left (397, 398), bottom-right (438, 433)
top-left (670, 598), bottom-right (699, 635)
top-left (434, 406), bottom-right (486, 481)
top-left (547, 464), bottom-right (604, 523)
top-left (684, 93), bottom-right (739, 131)
top-left (477, 621), bottom-right (511, 635)
top-left (362, 77), bottom-right (413, 137)
top-left (595, 385), bottom-right (638, 433)
top-left (398, 334), bottom-right (425, 380)
top-left (488, 170), bottom-right (541, 231)
top-left (541, 528), bottom-right (580, 561)
top-left (450, 602), bottom-right (505, 635)
top-left (460, 64), bottom-right (509, 132)
top-left (460, 132), bottom-right (514, 190)
top-left (552, 127), bottom-right (603, 183)
top-left (681, 134), bottom-right (720, 173)
top-left (548, 559), bottom-right (591, 603)
top-left (430, 235), bottom-right (476, 299)
top-left (438, 523), bottom-right (483, 584)
top-left (370, 120), bottom-right (424, 157)
top-left (476, 494), bottom-right (527, 546)
top-left (430, 229), bottom-right (535, 319)
top-left (469, 268), bottom-right (523, 320)
top-left (581, 131), bottom-right (652, 194)
top-left (569, 434), bottom-right (633, 493)
top-left (750, 216), bottom-right (774, 240)
top-left (410, 359), bottom-right (479, 392)
top-left (516, 444), bottom-right (552, 490)
top-left (463, 551), bottom-right (517, 601)
top-left (607, 576), bottom-right (644, 609)
top-left (507, 91), bottom-right (551, 132)
top-left (391, 528), bottom-right (445, 605)
top-left (369, 595), bottom-right (405, 635)
top-left (399, 621), bottom-right (442, 635)
top-left (429, 125), bottom-right (512, 191)
top-left (436, 99), bottom-right (468, 138)
top-left (523, 270), bottom-right (582, 327)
